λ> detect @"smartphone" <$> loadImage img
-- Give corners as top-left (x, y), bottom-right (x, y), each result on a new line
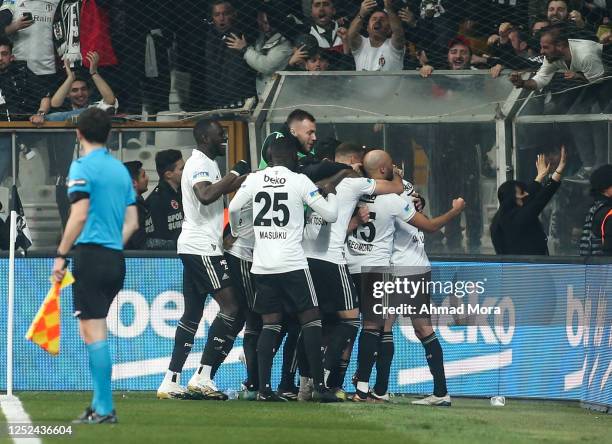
top-left (22, 12), bottom-right (33, 21)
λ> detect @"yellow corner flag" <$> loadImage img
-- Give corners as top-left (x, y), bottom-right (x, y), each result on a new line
top-left (25, 271), bottom-right (75, 355)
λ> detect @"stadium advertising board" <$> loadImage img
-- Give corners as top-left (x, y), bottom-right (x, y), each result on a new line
top-left (0, 258), bottom-right (609, 409)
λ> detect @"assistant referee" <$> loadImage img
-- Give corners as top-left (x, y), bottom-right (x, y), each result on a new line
top-left (52, 108), bottom-right (139, 424)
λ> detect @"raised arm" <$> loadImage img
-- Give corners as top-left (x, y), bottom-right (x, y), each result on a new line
top-left (408, 198), bottom-right (465, 233)
top-left (384, 0), bottom-right (405, 51)
top-left (51, 59), bottom-right (76, 108)
top-left (87, 51), bottom-right (116, 106)
top-left (348, 0), bottom-right (376, 52)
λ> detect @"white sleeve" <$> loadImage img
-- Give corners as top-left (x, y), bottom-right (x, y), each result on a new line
top-left (309, 193), bottom-right (338, 223)
top-left (581, 53), bottom-right (604, 82)
top-left (301, 174), bottom-right (338, 222)
top-left (392, 194), bottom-right (416, 223)
top-left (191, 158), bottom-right (215, 185)
top-left (347, 177), bottom-right (376, 196)
top-left (531, 59), bottom-right (557, 90)
top-left (228, 178), bottom-right (253, 237)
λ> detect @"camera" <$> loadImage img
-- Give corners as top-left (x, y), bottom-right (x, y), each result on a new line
top-left (22, 12), bottom-right (33, 21)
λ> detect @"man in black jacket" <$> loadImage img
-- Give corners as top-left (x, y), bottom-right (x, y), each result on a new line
top-left (187, 0), bottom-right (256, 111)
top-left (146, 149), bottom-right (185, 249)
top-left (0, 37), bottom-right (50, 184)
top-left (580, 164), bottom-right (612, 256)
top-left (124, 161), bottom-right (153, 250)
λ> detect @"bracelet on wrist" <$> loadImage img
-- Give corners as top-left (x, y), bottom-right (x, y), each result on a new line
top-left (554, 170), bottom-right (563, 175)
top-left (56, 252), bottom-right (68, 259)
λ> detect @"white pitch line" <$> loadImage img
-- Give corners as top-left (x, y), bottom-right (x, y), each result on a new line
top-left (0, 395), bottom-right (42, 444)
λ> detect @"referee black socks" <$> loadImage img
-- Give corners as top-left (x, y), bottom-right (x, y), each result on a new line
top-left (374, 331), bottom-right (394, 396)
top-left (323, 318), bottom-right (360, 387)
top-left (421, 332), bottom-right (448, 397)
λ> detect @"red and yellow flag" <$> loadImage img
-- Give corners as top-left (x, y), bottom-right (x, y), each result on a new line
top-left (25, 271), bottom-right (75, 355)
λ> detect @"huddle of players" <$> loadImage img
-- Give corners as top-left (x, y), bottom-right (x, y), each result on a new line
top-left (157, 109), bottom-right (465, 405)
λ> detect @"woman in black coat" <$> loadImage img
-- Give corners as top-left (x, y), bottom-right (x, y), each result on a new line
top-left (491, 147), bottom-right (567, 255)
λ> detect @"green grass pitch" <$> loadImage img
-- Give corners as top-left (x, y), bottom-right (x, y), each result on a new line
top-left (1, 392), bottom-right (611, 444)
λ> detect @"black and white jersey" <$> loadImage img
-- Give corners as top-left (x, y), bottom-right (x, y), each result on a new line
top-left (346, 192), bottom-right (416, 274)
top-left (303, 177), bottom-right (376, 264)
top-left (228, 166), bottom-right (338, 275)
top-left (177, 149), bottom-right (223, 256)
top-left (391, 180), bottom-right (431, 276)
top-left (225, 200), bottom-right (254, 262)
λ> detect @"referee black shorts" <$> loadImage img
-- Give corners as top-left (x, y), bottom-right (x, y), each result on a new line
top-left (179, 254), bottom-right (232, 299)
top-left (224, 252), bottom-right (256, 310)
top-left (72, 244), bottom-right (125, 320)
top-left (253, 269), bottom-right (318, 315)
top-left (307, 258), bottom-right (358, 314)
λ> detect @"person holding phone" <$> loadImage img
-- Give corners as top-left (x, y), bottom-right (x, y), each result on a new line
top-left (0, 0), bottom-right (60, 79)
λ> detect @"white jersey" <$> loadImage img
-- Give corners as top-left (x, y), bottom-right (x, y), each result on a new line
top-left (346, 192), bottom-right (416, 274)
top-left (353, 35), bottom-right (404, 71)
top-left (225, 200), bottom-right (254, 262)
top-left (390, 181), bottom-right (431, 276)
top-left (229, 166), bottom-right (337, 275)
top-left (303, 177), bottom-right (376, 264)
top-left (177, 149), bottom-right (224, 256)
top-left (1, 0), bottom-right (59, 75)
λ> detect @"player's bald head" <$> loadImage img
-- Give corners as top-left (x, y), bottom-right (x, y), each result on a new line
top-left (363, 149), bottom-right (394, 180)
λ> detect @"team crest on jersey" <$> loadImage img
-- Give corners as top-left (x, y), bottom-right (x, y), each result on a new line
top-left (404, 182), bottom-right (414, 195)
top-left (170, 199), bottom-right (179, 210)
top-left (211, 244), bottom-right (216, 251)
top-left (379, 55), bottom-right (386, 68)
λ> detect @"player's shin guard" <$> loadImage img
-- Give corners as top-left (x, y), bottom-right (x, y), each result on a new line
top-left (301, 319), bottom-right (324, 388)
top-left (374, 331), bottom-right (394, 396)
top-left (323, 318), bottom-right (360, 387)
top-left (257, 324), bottom-right (282, 391)
top-left (421, 332), bottom-right (448, 397)
top-left (355, 329), bottom-right (381, 391)
top-left (87, 340), bottom-right (113, 416)
top-left (200, 312), bottom-right (239, 379)
top-left (168, 319), bottom-right (199, 373)
top-left (279, 321), bottom-right (299, 389)
top-left (243, 328), bottom-right (260, 390)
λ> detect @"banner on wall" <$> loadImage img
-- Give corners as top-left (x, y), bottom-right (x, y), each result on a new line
top-left (0, 258), bottom-right (610, 407)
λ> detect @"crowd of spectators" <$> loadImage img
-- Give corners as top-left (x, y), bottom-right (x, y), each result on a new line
top-left (0, 0), bottom-right (607, 118)
top-left (0, 0), bottom-right (610, 253)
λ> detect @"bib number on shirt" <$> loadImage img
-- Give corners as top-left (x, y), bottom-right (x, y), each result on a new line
top-left (254, 192), bottom-right (289, 227)
top-left (353, 212), bottom-right (376, 242)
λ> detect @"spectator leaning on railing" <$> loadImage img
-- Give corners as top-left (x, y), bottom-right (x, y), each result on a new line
top-left (348, 0), bottom-right (405, 71)
top-left (509, 22), bottom-right (610, 181)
